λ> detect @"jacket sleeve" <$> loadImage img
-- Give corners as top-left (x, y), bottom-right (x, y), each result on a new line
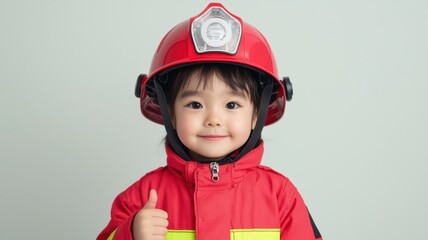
top-left (97, 181), bottom-right (145, 240)
top-left (279, 181), bottom-right (323, 240)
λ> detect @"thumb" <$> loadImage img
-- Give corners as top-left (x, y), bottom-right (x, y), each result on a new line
top-left (143, 189), bottom-right (158, 209)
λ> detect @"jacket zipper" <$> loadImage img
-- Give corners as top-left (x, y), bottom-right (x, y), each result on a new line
top-left (210, 162), bottom-right (220, 182)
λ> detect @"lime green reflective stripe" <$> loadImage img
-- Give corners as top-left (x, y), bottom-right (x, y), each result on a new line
top-left (164, 229), bottom-right (279, 240)
top-left (107, 228), bottom-right (117, 240)
top-left (230, 228), bottom-right (280, 240)
top-left (166, 230), bottom-right (196, 240)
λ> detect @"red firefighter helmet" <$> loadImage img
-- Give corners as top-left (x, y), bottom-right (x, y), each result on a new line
top-left (136, 2), bottom-right (292, 126)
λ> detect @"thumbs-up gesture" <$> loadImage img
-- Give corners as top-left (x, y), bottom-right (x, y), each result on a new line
top-left (133, 189), bottom-right (169, 240)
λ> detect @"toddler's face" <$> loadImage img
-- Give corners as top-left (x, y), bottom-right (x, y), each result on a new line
top-left (173, 73), bottom-right (256, 162)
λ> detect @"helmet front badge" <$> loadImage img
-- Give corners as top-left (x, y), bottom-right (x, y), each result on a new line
top-left (191, 6), bottom-right (241, 54)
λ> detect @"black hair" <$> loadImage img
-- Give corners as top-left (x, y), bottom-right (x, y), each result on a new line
top-left (161, 63), bottom-right (263, 119)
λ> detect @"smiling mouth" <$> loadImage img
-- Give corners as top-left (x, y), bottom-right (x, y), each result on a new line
top-left (199, 135), bottom-right (226, 140)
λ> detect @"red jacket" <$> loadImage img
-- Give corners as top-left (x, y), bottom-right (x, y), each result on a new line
top-left (98, 143), bottom-right (322, 240)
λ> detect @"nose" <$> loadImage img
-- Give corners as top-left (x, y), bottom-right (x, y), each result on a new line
top-left (204, 110), bottom-right (222, 127)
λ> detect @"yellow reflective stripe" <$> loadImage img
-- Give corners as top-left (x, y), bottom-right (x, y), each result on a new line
top-left (164, 229), bottom-right (279, 240)
top-left (106, 228), bottom-right (117, 240)
top-left (230, 228), bottom-right (280, 240)
top-left (166, 230), bottom-right (196, 240)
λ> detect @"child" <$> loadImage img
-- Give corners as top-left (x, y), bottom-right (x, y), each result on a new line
top-left (98, 3), bottom-right (322, 240)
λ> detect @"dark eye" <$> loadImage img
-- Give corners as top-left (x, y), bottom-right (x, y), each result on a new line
top-left (226, 102), bottom-right (240, 109)
top-left (188, 102), bottom-right (202, 109)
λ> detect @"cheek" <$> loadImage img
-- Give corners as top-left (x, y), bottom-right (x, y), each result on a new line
top-left (175, 114), bottom-right (197, 140)
top-left (229, 114), bottom-right (253, 136)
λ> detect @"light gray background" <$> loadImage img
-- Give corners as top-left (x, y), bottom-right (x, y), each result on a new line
top-left (1, 0), bottom-right (427, 239)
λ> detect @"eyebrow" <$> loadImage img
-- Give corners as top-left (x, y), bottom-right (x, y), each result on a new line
top-left (178, 90), bottom-right (200, 98)
top-left (178, 89), bottom-right (248, 99)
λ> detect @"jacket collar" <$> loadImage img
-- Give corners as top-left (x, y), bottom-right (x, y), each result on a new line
top-left (166, 142), bottom-right (264, 189)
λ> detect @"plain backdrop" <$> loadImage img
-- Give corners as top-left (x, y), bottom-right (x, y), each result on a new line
top-left (1, 0), bottom-right (427, 239)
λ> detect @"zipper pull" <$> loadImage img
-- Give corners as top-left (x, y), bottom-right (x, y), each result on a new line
top-left (210, 162), bottom-right (220, 182)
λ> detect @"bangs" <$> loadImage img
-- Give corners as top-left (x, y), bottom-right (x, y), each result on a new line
top-left (177, 64), bottom-right (255, 97)
top-left (163, 63), bottom-right (261, 110)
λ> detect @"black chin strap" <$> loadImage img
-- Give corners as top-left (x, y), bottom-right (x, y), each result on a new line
top-left (234, 81), bottom-right (273, 161)
top-left (154, 78), bottom-right (190, 161)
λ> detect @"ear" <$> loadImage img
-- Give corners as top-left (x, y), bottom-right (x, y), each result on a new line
top-left (251, 113), bottom-right (258, 130)
top-left (170, 114), bottom-right (176, 129)
top-left (170, 109), bottom-right (177, 129)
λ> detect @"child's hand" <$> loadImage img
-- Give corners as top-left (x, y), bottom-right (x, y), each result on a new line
top-left (133, 189), bottom-right (169, 240)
